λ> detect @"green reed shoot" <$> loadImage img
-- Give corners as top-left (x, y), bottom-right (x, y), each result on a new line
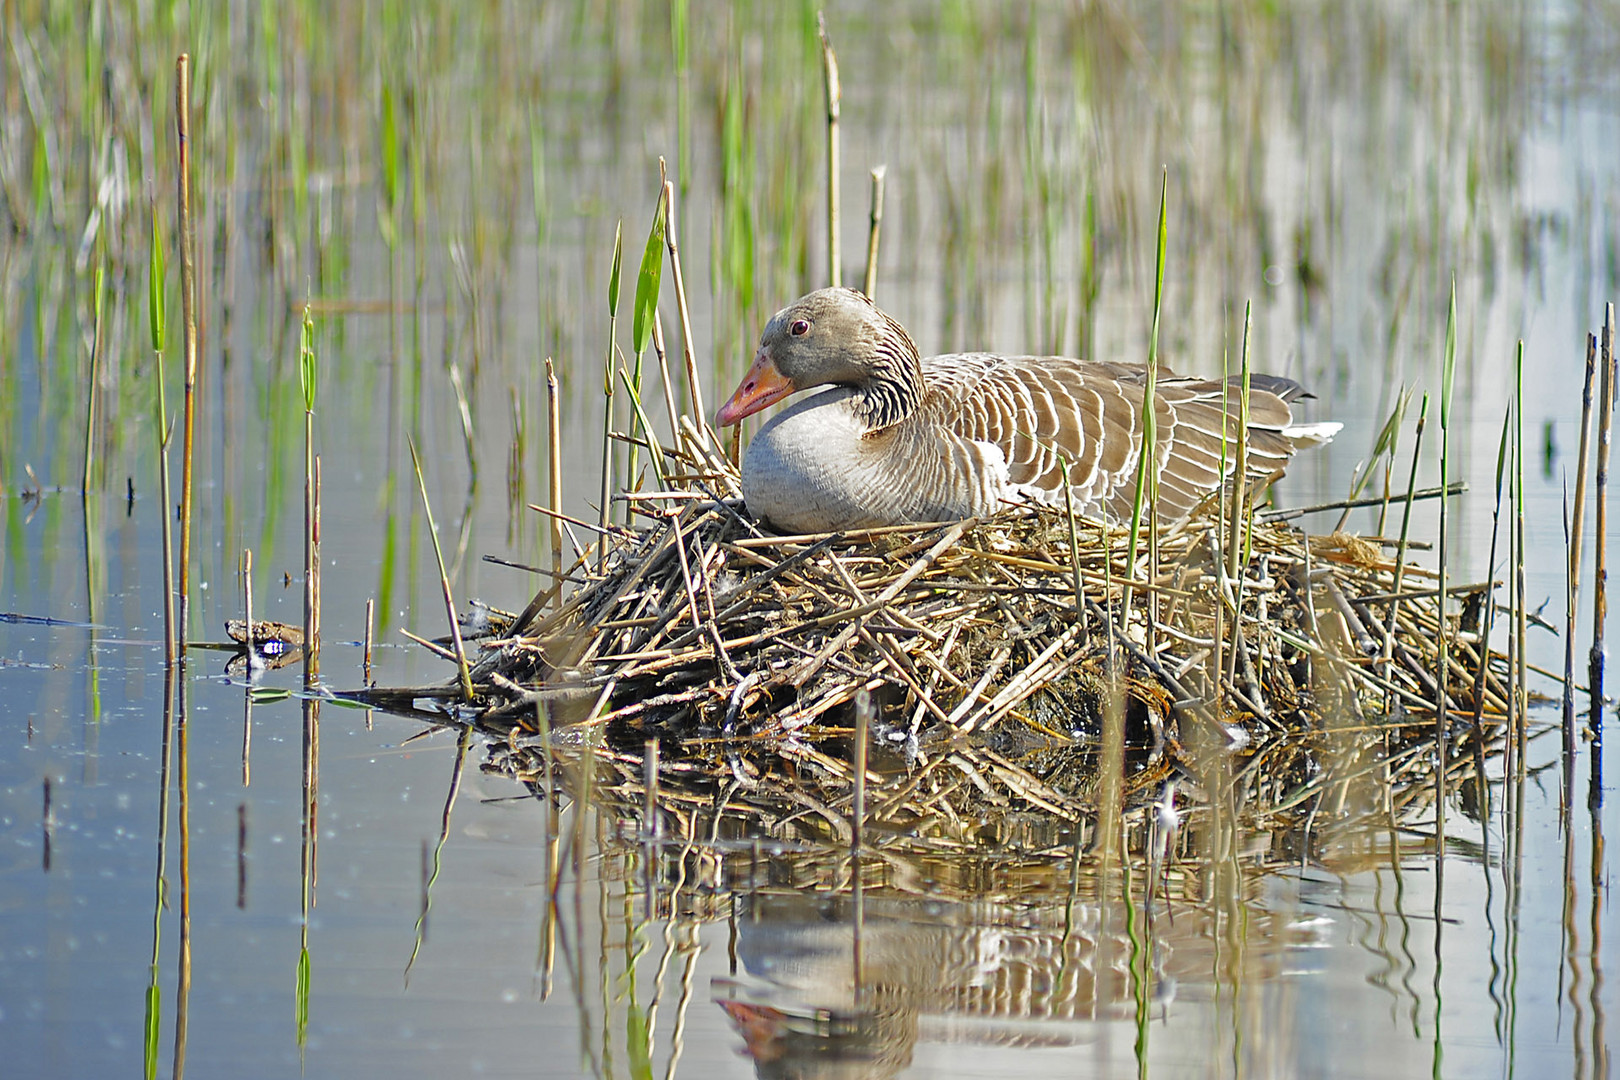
top-left (1435, 282), bottom-right (1457, 822)
top-left (1383, 393), bottom-right (1429, 674)
top-left (627, 188), bottom-right (668, 496)
top-left (618, 369), bottom-right (668, 492)
top-left (671, 0), bottom-right (690, 220)
top-left (1335, 384), bottom-right (1412, 534)
top-left (81, 260), bottom-right (104, 494)
top-left (529, 103), bottom-right (548, 235)
top-left (1222, 304), bottom-right (1255, 694)
top-left (144, 216), bottom-right (172, 1064)
top-left (546, 358), bottom-right (564, 590)
top-left (599, 221), bottom-right (623, 570)
top-left (176, 53), bottom-right (199, 656)
top-left (149, 207), bottom-right (176, 665)
top-left (1124, 172), bottom-right (1168, 616)
top-left (408, 437), bottom-right (473, 700)
top-left (1463, 399), bottom-right (1512, 814)
top-left (379, 81), bottom-right (401, 249)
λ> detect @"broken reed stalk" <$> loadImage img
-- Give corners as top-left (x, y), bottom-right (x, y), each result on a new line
top-left (1592, 305), bottom-right (1615, 809)
top-left (81, 262), bottom-right (105, 494)
top-left (364, 598), bottom-right (374, 684)
top-left (149, 204), bottom-right (176, 666)
top-left (819, 11), bottom-right (841, 288)
top-left (1565, 334), bottom-right (1597, 793)
top-left (175, 54), bottom-right (199, 656)
top-left (600, 222), bottom-right (624, 571)
top-left (864, 165), bottom-right (886, 299)
top-left (408, 437), bottom-right (474, 700)
top-left (546, 358), bottom-right (564, 595)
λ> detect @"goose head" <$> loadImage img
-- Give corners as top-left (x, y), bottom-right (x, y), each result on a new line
top-left (717, 288), bottom-right (925, 430)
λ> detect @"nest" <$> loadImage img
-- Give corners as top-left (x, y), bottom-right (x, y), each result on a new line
top-left (359, 441), bottom-right (1510, 857)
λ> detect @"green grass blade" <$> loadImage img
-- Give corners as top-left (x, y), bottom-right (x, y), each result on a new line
top-left (1441, 279), bottom-right (1457, 430)
top-left (148, 210), bottom-right (166, 354)
top-left (632, 192), bottom-right (667, 357)
top-left (299, 307), bottom-right (316, 414)
top-left (608, 219), bottom-right (624, 319)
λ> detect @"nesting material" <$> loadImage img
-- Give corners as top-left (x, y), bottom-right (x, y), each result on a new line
top-left (360, 441), bottom-right (1509, 844)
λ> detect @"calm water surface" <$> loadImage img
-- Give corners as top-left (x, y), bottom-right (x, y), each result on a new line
top-left (1, 2), bottom-right (1616, 1076)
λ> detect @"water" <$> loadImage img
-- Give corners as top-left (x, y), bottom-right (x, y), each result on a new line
top-left (1, 2), bottom-right (1615, 1076)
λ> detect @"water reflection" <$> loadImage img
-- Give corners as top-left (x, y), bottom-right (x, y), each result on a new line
top-left (458, 687), bottom-right (1481, 1078)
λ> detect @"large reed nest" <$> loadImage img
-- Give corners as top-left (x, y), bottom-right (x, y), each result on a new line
top-left (359, 435), bottom-right (1506, 849)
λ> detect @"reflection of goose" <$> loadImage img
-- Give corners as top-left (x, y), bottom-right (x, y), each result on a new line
top-left (717, 288), bottom-right (1339, 534)
top-left (713, 892), bottom-right (1188, 1079)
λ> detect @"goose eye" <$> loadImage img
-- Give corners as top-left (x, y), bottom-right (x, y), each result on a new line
top-left (789, 319), bottom-right (810, 337)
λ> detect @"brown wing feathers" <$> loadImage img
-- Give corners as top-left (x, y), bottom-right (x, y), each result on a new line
top-left (924, 355), bottom-right (1306, 520)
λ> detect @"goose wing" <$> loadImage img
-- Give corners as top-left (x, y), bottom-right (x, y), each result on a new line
top-left (919, 354), bottom-right (1313, 520)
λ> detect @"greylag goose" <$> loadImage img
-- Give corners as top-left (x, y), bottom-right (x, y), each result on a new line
top-left (717, 288), bottom-right (1340, 534)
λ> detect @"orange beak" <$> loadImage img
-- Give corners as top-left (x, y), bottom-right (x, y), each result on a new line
top-left (716, 351), bottom-right (796, 426)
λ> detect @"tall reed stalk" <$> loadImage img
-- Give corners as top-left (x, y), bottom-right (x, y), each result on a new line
top-left (1564, 334), bottom-right (1597, 801)
top-left (300, 309), bottom-right (320, 683)
top-left (175, 54), bottom-right (199, 657)
top-left (599, 222), bottom-right (624, 573)
top-left (149, 207), bottom-right (176, 666)
top-left (1591, 305), bottom-right (1614, 809)
top-left (1512, 341), bottom-right (1527, 790)
top-left (546, 358), bottom-right (563, 596)
top-left (818, 12), bottom-right (841, 288)
top-left (662, 180), bottom-right (707, 449)
top-left (1123, 174), bottom-right (1167, 621)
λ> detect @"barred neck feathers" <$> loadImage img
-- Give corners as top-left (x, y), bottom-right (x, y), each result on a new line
top-left (852, 305), bottom-right (926, 430)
